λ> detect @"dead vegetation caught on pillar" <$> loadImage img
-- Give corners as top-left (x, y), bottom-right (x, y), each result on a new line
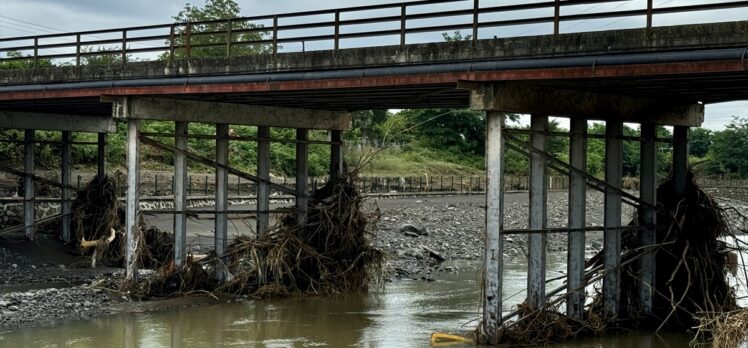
top-left (128, 172), bottom-right (383, 299)
top-left (479, 171), bottom-right (747, 346)
top-left (71, 175), bottom-right (173, 269)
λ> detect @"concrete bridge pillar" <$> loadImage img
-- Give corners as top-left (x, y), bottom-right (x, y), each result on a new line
top-left (673, 126), bottom-right (690, 196)
top-left (173, 121), bottom-right (188, 269)
top-left (61, 131), bottom-right (72, 243)
top-left (97, 133), bottom-right (107, 180)
top-left (296, 128), bottom-right (309, 227)
top-left (214, 123), bottom-right (229, 281)
top-left (23, 129), bottom-right (35, 241)
top-left (465, 82), bottom-right (704, 342)
top-left (125, 119), bottom-right (140, 283)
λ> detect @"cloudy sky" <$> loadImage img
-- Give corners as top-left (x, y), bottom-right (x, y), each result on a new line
top-left (0, 0), bottom-right (746, 129)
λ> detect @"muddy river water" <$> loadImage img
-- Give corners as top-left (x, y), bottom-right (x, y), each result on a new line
top-left (1, 239), bottom-right (745, 347)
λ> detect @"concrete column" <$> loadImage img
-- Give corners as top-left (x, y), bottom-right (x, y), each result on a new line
top-left (125, 120), bottom-right (140, 283)
top-left (528, 114), bottom-right (548, 310)
top-left (604, 120), bottom-right (623, 319)
top-left (639, 123), bottom-right (657, 315)
top-left (482, 111), bottom-right (505, 344)
top-left (296, 128), bottom-right (309, 226)
top-left (23, 129), bottom-right (35, 241)
top-left (61, 131), bottom-right (72, 243)
top-left (330, 130), bottom-right (343, 182)
top-left (97, 133), bottom-right (107, 180)
top-left (215, 124), bottom-right (229, 281)
top-left (173, 122), bottom-right (188, 268)
top-left (567, 117), bottom-right (587, 319)
top-left (673, 126), bottom-right (689, 196)
top-left (257, 127), bottom-right (270, 235)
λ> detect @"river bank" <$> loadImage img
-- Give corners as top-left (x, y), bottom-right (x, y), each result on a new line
top-left (0, 192), bottom-right (746, 331)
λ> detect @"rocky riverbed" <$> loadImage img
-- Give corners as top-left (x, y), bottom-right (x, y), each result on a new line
top-left (0, 192), bottom-right (746, 331)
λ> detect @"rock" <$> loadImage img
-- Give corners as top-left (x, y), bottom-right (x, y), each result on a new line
top-left (7, 306), bottom-right (18, 312)
top-left (400, 223), bottom-right (428, 236)
top-left (11, 264), bottom-right (17, 268)
top-left (0, 301), bottom-right (9, 307)
top-left (403, 231), bottom-right (420, 238)
top-left (421, 246), bottom-right (445, 262)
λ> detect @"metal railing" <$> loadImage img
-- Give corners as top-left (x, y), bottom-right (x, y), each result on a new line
top-left (1, 0), bottom-right (747, 67)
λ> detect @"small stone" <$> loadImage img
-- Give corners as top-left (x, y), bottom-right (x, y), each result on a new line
top-left (403, 231), bottom-right (419, 238)
top-left (11, 264), bottom-right (17, 268)
top-left (7, 305), bottom-right (19, 312)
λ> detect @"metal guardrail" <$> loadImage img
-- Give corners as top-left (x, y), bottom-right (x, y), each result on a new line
top-left (1, 0), bottom-right (747, 67)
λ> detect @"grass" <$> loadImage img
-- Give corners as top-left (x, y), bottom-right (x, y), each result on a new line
top-left (346, 146), bottom-right (484, 177)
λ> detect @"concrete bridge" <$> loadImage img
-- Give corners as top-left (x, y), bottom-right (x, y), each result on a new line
top-left (1, 0), bottom-right (747, 344)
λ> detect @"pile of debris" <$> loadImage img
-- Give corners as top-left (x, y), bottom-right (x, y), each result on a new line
top-left (131, 173), bottom-right (384, 299)
top-left (71, 175), bottom-right (172, 269)
top-left (481, 172), bottom-right (747, 346)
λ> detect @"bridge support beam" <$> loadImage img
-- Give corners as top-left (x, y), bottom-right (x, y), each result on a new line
top-left (482, 111), bottom-right (505, 344)
top-left (61, 131), bottom-right (72, 243)
top-left (125, 119), bottom-right (140, 283)
top-left (215, 124), bottom-right (229, 281)
top-left (296, 128), bottom-right (309, 227)
top-left (463, 83), bottom-right (704, 127)
top-left (173, 121), bottom-right (188, 269)
top-left (604, 121), bottom-right (623, 319)
top-left (567, 117), bottom-right (587, 319)
top-left (528, 114), bottom-right (548, 310)
top-left (109, 96), bottom-right (352, 130)
top-left (639, 123), bottom-right (657, 315)
top-left (23, 129), bottom-right (35, 241)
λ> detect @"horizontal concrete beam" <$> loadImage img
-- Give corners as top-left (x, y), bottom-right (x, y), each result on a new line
top-left (0, 111), bottom-right (116, 132)
top-left (108, 96), bottom-right (352, 130)
top-left (466, 83), bottom-right (704, 127)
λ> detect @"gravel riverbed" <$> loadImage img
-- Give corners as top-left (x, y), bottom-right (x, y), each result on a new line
top-left (1, 191), bottom-right (745, 330)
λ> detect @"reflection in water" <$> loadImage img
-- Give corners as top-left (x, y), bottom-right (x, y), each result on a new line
top-left (1, 245), bottom-right (745, 347)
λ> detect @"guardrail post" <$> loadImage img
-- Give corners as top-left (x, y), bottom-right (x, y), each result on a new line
top-left (334, 10), bottom-right (341, 51)
top-left (272, 16), bottom-right (279, 57)
top-left (646, 0), bottom-right (654, 30)
top-left (400, 4), bottom-right (407, 48)
top-left (75, 34), bottom-right (81, 67)
top-left (121, 29), bottom-right (127, 66)
top-left (185, 24), bottom-right (192, 58)
top-left (554, 0), bottom-right (561, 35)
top-left (33, 37), bottom-right (39, 68)
top-left (226, 19), bottom-right (233, 58)
top-left (472, 0), bottom-right (479, 43)
top-left (169, 24), bottom-right (176, 64)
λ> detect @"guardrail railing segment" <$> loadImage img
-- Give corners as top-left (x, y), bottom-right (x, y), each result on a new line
top-left (1, 0), bottom-right (747, 67)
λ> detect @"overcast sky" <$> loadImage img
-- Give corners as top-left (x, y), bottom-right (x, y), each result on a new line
top-left (0, 0), bottom-right (746, 130)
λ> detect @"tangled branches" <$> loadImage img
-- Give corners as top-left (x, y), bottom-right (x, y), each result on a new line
top-left (132, 173), bottom-right (384, 299)
top-left (482, 171), bottom-right (746, 346)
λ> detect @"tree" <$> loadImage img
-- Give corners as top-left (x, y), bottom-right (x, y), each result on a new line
top-left (168, 0), bottom-right (271, 59)
top-left (0, 50), bottom-right (52, 69)
top-left (707, 117), bottom-right (748, 177)
top-left (688, 127), bottom-right (712, 158)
